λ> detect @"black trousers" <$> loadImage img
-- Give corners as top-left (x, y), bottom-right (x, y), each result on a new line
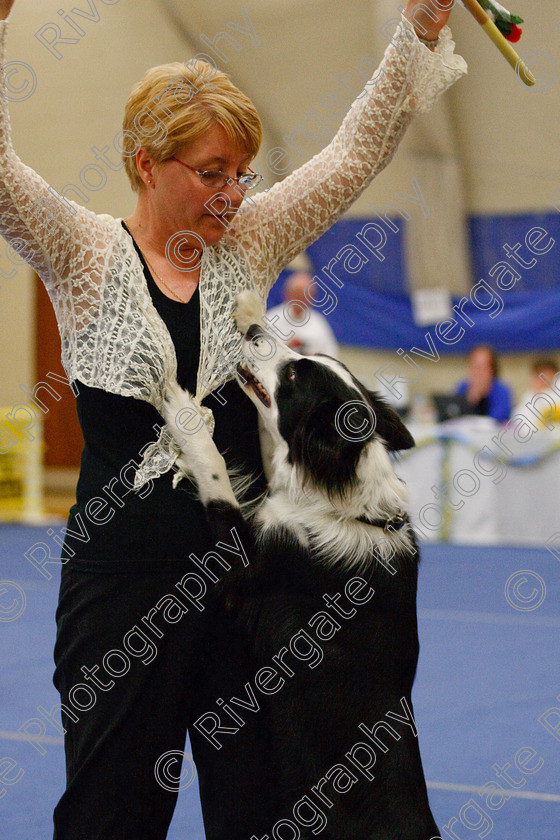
top-left (52, 557), bottom-right (276, 840)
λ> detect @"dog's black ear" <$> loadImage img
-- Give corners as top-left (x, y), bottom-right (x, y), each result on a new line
top-left (368, 393), bottom-right (415, 451)
top-left (289, 397), bottom-right (364, 495)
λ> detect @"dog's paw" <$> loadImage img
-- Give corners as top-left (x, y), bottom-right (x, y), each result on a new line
top-left (163, 381), bottom-right (205, 448)
top-left (163, 381), bottom-right (238, 506)
top-left (164, 381), bottom-right (194, 426)
top-left (234, 290), bottom-right (264, 336)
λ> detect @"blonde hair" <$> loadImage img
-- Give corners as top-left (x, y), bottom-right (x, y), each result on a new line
top-left (121, 59), bottom-right (262, 192)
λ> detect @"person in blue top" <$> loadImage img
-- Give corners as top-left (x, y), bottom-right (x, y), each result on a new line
top-left (456, 344), bottom-right (513, 422)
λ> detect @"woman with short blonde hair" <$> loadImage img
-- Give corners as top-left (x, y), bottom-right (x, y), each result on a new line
top-left (121, 59), bottom-right (263, 192)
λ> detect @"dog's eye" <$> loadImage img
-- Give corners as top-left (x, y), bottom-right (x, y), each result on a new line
top-left (287, 362), bottom-right (297, 382)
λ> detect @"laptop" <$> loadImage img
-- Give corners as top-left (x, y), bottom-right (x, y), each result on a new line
top-left (432, 393), bottom-right (473, 423)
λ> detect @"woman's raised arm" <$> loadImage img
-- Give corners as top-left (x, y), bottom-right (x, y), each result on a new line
top-left (0, 3), bottom-right (108, 290)
top-left (232, 1), bottom-right (465, 293)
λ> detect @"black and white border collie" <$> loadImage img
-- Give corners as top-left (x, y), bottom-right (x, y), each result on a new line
top-left (163, 292), bottom-right (439, 839)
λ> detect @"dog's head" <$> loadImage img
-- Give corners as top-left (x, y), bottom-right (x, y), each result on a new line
top-left (235, 295), bottom-right (414, 498)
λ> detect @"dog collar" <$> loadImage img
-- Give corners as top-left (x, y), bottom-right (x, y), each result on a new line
top-left (356, 512), bottom-right (408, 533)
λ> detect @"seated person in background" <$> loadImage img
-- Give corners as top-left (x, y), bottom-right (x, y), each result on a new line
top-left (522, 357), bottom-right (558, 401)
top-left (266, 270), bottom-right (339, 358)
top-left (456, 344), bottom-right (512, 423)
top-left (514, 357), bottom-right (560, 426)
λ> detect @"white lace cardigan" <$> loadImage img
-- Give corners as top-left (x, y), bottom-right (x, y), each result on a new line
top-left (0, 17), bottom-right (466, 489)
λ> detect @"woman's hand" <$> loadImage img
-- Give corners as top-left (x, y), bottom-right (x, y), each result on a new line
top-left (0, 1), bottom-right (15, 21)
top-left (404, 0), bottom-right (453, 41)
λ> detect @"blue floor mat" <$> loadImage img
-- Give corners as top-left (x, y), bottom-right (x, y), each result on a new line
top-left (1, 526), bottom-right (559, 838)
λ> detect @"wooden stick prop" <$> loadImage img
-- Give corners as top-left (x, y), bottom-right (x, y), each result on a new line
top-left (460, 0), bottom-right (535, 86)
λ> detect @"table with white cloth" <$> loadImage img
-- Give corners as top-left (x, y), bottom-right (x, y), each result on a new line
top-left (394, 416), bottom-right (560, 546)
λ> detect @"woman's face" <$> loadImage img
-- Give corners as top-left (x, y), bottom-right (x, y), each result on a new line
top-left (468, 348), bottom-right (494, 388)
top-left (152, 123), bottom-right (252, 251)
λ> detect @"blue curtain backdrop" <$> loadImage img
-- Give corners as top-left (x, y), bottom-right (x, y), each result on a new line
top-left (266, 212), bottom-right (560, 352)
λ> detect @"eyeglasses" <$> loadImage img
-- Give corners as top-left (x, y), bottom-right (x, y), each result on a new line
top-left (170, 157), bottom-right (262, 190)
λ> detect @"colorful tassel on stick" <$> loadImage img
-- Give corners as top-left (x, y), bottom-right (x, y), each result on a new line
top-left (478, 0), bottom-right (523, 42)
top-left (459, 0), bottom-right (535, 86)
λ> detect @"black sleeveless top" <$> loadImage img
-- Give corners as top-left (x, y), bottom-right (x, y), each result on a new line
top-left (63, 223), bottom-right (265, 562)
